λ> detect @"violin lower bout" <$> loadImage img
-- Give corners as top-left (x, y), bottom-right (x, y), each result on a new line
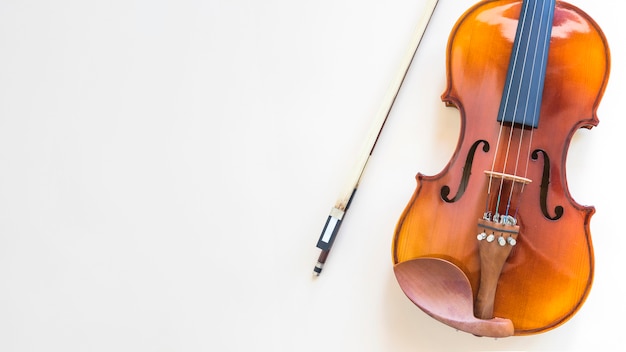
top-left (392, 166), bottom-right (594, 335)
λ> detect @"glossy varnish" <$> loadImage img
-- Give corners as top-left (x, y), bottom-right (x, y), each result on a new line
top-left (392, 0), bottom-right (610, 335)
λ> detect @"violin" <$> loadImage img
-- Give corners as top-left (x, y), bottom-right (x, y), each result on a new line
top-left (392, 0), bottom-right (610, 337)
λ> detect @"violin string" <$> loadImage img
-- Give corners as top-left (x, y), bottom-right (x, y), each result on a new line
top-left (486, 0), bottom-right (532, 216)
top-left (496, 0), bottom-right (539, 218)
top-left (515, 0), bottom-right (554, 219)
top-left (508, 0), bottom-right (549, 216)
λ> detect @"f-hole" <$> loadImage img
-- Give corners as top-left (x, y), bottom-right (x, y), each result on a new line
top-left (441, 139), bottom-right (489, 203)
top-left (532, 149), bottom-right (563, 220)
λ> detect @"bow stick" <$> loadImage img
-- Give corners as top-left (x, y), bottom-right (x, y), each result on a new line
top-left (313, 0), bottom-right (439, 276)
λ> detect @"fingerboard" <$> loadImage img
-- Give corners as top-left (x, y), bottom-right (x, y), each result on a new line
top-left (497, 0), bottom-right (556, 129)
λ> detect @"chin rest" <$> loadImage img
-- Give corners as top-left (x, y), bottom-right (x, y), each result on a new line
top-left (393, 257), bottom-right (514, 338)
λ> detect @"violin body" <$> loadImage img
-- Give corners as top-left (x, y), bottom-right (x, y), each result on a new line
top-left (393, 0), bottom-right (609, 335)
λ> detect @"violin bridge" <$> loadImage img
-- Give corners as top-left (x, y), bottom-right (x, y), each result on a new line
top-left (484, 170), bottom-right (532, 185)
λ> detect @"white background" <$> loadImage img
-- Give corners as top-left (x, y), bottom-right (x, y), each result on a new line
top-left (0, 0), bottom-right (623, 351)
